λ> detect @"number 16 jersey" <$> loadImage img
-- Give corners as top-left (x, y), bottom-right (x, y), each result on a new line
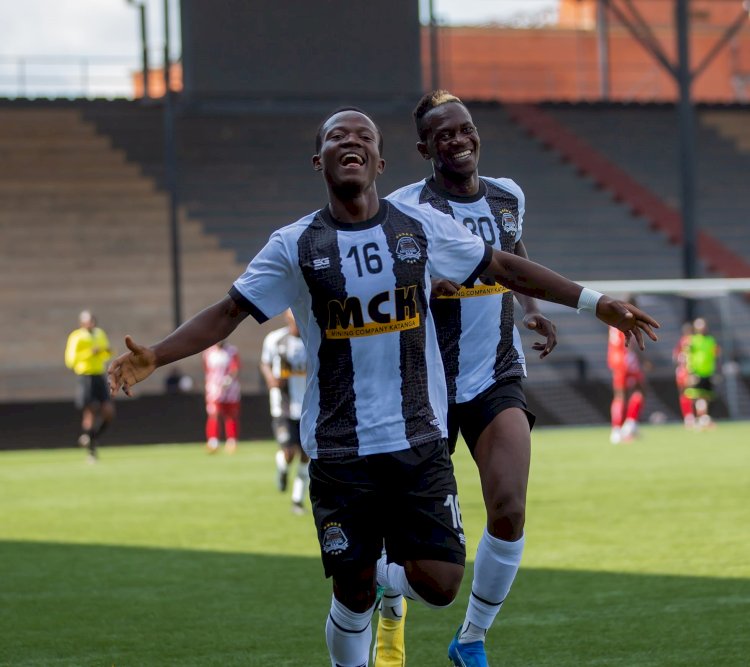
top-left (230, 199), bottom-right (491, 460)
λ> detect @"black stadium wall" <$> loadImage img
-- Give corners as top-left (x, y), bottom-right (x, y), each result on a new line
top-left (0, 380), bottom-right (730, 450)
top-left (0, 390), bottom-right (591, 450)
top-left (2, 394), bottom-right (274, 450)
top-left (179, 0), bottom-right (422, 104)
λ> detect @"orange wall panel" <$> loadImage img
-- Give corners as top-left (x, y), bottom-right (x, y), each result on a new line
top-left (423, 18), bottom-right (750, 103)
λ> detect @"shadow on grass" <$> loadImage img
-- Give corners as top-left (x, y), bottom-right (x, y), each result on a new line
top-left (1, 541), bottom-right (748, 667)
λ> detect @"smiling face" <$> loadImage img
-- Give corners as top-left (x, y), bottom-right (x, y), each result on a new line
top-left (312, 110), bottom-right (385, 195)
top-left (417, 102), bottom-right (480, 182)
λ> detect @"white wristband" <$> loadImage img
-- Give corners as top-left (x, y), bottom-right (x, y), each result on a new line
top-left (577, 287), bottom-right (603, 314)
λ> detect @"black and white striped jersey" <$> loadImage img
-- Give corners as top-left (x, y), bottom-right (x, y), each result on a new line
top-left (230, 199), bottom-right (491, 460)
top-left (387, 177), bottom-right (527, 404)
top-left (260, 326), bottom-right (307, 420)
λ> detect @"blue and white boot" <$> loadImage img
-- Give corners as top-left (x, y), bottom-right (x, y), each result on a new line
top-left (448, 626), bottom-right (488, 666)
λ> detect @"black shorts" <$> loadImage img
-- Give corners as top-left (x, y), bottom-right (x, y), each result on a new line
top-left (447, 377), bottom-right (535, 455)
top-left (309, 439), bottom-right (466, 578)
top-left (685, 375), bottom-right (714, 399)
top-left (75, 374), bottom-right (111, 410)
top-left (272, 417), bottom-right (301, 448)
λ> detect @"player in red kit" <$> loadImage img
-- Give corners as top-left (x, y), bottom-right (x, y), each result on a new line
top-left (607, 325), bottom-right (645, 444)
top-left (203, 340), bottom-right (241, 453)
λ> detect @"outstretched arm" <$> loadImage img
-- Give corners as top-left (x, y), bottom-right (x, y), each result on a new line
top-left (483, 250), bottom-right (659, 349)
top-left (108, 295), bottom-right (250, 396)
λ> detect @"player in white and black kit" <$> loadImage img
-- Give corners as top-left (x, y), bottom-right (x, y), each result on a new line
top-left (260, 309), bottom-right (310, 513)
top-left (381, 90), bottom-right (560, 667)
top-left (107, 108), bottom-right (658, 667)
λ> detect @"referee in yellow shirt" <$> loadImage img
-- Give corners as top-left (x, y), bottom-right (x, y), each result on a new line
top-left (64, 310), bottom-right (115, 461)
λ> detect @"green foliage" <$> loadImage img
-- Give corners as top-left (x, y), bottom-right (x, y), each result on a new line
top-left (1, 423), bottom-right (748, 665)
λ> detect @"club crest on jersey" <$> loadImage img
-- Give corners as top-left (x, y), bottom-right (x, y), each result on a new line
top-left (500, 210), bottom-right (517, 234)
top-left (395, 233), bottom-right (421, 263)
top-left (322, 522), bottom-right (349, 555)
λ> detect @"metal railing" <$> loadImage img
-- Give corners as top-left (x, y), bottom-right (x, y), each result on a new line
top-left (2, 51), bottom-right (748, 103)
top-left (0, 55), bottom-right (146, 99)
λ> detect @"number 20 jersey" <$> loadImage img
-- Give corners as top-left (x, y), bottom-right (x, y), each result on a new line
top-left (388, 177), bottom-right (527, 404)
top-left (230, 199), bottom-right (490, 460)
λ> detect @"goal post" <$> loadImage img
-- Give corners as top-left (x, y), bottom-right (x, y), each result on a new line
top-left (577, 278), bottom-right (750, 299)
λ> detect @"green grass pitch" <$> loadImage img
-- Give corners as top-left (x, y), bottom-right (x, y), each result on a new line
top-left (1, 422), bottom-right (748, 666)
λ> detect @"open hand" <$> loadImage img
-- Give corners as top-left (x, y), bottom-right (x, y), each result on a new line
top-left (107, 335), bottom-right (157, 397)
top-left (596, 297), bottom-right (660, 350)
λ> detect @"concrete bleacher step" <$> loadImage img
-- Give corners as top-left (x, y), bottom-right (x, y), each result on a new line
top-left (0, 181), bottom-right (156, 195)
top-left (701, 111), bottom-right (750, 152)
top-left (0, 162), bottom-right (146, 176)
top-left (0, 138), bottom-right (117, 154)
top-left (0, 211), bottom-right (170, 226)
top-left (526, 378), bottom-right (606, 425)
top-left (0, 216), bottom-right (222, 237)
top-left (0, 238), bottom-right (229, 259)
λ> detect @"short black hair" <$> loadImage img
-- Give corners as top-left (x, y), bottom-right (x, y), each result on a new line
top-left (315, 106), bottom-right (384, 155)
top-left (413, 89), bottom-right (465, 140)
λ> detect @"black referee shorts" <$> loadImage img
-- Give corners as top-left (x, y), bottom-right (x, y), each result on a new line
top-left (75, 374), bottom-right (111, 410)
top-left (447, 377), bottom-right (535, 455)
top-left (309, 439), bottom-right (466, 579)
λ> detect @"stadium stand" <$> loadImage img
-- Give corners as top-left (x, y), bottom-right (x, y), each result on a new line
top-left (542, 104), bottom-right (750, 272)
top-left (2, 99), bottom-right (747, 426)
top-left (0, 100), bottom-right (274, 402)
top-left (505, 103), bottom-right (750, 422)
top-left (80, 101), bottom-right (426, 265)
